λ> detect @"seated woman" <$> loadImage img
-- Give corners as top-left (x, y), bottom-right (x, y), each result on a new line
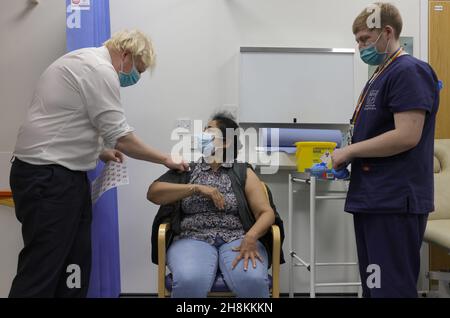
top-left (147, 112), bottom-right (275, 298)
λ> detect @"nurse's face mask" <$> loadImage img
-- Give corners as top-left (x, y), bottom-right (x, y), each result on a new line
top-left (119, 55), bottom-right (141, 87)
top-left (359, 31), bottom-right (391, 66)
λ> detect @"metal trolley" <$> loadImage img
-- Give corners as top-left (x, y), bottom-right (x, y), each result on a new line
top-left (288, 172), bottom-right (362, 298)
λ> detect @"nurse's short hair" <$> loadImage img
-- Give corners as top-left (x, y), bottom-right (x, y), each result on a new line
top-left (352, 2), bottom-right (403, 39)
top-left (104, 30), bottom-right (156, 70)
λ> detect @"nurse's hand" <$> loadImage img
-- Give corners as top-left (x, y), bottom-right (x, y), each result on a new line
top-left (331, 148), bottom-right (351, 170)
top-left (163, 155), bottom-right (189, 172)
top-left (99, 149), bottom-right (124, 163)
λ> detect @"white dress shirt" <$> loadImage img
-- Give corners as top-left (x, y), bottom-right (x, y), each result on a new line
top-left (14, 46), bottom-right (134, 171)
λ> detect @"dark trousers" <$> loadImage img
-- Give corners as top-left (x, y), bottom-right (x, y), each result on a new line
top-left (9, 159), bottom-right (92, 298)
top-left (353, 212), bottom-right (428, 298)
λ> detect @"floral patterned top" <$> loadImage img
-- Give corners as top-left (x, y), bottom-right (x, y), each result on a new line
top-left (176, 159), bottom-right (245, 245)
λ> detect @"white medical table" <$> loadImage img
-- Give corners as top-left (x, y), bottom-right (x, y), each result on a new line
top-left (288, 172), bottom-right (362, 298)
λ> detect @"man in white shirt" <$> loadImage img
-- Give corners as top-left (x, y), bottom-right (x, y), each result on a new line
top-left (9, 30), bottom-right (187, 297)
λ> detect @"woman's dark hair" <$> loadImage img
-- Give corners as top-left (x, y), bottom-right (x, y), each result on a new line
top-left (211, 112), bottom-right (242, 162)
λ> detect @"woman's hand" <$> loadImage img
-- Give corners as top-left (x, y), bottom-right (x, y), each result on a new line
top-left (196, 185), bottom-right (225, 210)
top-left (231, 234), bottom-right (263, 271)
top-left (99, 149), bottom-right (124, 163)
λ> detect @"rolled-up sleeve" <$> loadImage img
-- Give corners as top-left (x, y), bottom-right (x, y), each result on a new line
top-left (80, 64), bottom-right (134, 148)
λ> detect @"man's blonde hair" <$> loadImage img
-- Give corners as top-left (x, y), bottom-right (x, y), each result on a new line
top-left (104, 30), bottom-right (156, 70)
top-left (353, 2), bottom-right (403, 39)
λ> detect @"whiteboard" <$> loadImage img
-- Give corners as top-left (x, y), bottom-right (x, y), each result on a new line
top-left (239, 47), bottom-right (355, 124)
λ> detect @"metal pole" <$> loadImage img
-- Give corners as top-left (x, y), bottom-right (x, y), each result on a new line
top-left (310, 176), bottom-right (316, 298)
top-left (288, 174), bottom-right (294, 298)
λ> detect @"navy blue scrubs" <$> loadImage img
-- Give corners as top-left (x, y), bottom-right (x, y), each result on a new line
top-left (345, 54), bottom-right (440, 298)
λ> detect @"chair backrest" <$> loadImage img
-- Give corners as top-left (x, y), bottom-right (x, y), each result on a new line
top-left (261, 181), bottom-right (269, 199)
top-left (430, 139), bottom-right (450, 220)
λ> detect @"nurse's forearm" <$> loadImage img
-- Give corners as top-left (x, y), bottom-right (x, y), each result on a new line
top-left (348, 129), bottom-right (418, 158)
top-left (348, 110), bottom-right (425, 159)
top-left (115, 133), bottom-right (168, 164)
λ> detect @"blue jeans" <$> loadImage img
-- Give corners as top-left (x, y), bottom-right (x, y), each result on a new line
top-left (167, 237), bottom-right (270, 298)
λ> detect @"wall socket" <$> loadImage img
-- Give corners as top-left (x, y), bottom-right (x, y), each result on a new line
top-left (175, 119), bottom-right (192, 133)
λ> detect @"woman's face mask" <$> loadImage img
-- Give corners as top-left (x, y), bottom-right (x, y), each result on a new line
top-left (119, 57), bottom-right (141, 87)
top-left (359, 31), bottom-right (391, 66)
top-left (195, 132), bottom-right (224, 158)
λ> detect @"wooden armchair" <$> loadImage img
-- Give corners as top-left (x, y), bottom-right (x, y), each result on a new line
top-left (157, 182), bottom-right (281, 298)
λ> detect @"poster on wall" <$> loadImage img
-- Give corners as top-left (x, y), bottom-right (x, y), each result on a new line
top-left (71, 0), bottom-right (90, 11)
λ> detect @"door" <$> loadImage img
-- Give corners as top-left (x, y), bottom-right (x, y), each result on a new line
top-left (430, 1), bottom-right (450, 138)
top-left (429, 0), bottom-right (450, 289)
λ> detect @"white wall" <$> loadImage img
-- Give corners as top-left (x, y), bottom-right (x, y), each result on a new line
top-left (0, 0), bottom-right (67, 297)
top-left (110, 0), bottom-right (424, 294)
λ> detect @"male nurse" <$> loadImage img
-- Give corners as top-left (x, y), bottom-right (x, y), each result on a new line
top-left (332, 3), bottom-right (440, 298)
top-left (9, 30), bottom-right (188, 297)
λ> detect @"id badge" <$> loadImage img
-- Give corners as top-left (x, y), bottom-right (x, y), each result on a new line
top-left (347, 123), bottom-right (354, 146)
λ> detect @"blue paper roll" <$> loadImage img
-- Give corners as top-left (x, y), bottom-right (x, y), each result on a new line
top-left (261, 128), bottom-right (343, 152)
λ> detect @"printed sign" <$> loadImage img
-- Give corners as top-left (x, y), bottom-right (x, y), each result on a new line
top-left (91, 160), bottom-right (129, 204)
top-left (71, 0), bottom-right (90, 11)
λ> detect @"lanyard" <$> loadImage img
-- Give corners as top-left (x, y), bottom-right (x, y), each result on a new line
top-left (350, 47), bottom-right (405, 126)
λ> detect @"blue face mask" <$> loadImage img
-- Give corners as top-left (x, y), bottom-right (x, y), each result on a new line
top-left (360, 32), bottom-right (390, 66)
top-left (119, 58), bottom-right (141, 87)
top-left (196, 133), bottom-right (215, 157)
top-left (196, 133), bottom-right (217, 157)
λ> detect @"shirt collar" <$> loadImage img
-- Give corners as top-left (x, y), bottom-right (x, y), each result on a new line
top-left (99, 46), bottom-right (113, 65)
top-left (198, 157), bottom-right (233, 171)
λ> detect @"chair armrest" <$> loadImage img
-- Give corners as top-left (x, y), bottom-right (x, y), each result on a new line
top-left (271, 224), bottom-right (281, 298)
top-left (158, 223), bottom-right (170, 298)
top-left (0, 191), bottom-right (14, 207)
